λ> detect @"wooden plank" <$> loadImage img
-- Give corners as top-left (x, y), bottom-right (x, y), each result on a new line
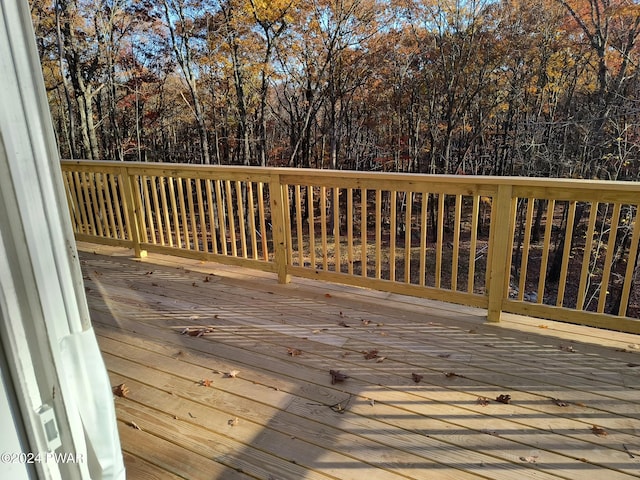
top-left (122, 451), bottom-right (185, 480)
top-left (403, 192), bottom-right (412, 283)
top-left (235, 180), bottom-right (247, 258)
top-left (361, 188), bottom-right (367, 277)
top-left (389, 190), bottom-right (396, 282)
top-left (536, 199), bottom-right (555, 304)
top-left (452, 194), bottom-right (462, 291)
top-left (576, 202), bottom-right (598, 310)
top-left (556, 201), bottom-right (576, 307)
top-left (347, 187), bottom-right (354, 275)
top-left (333, 187), bottom-right (340, 273)
top-left (375, 189), bottom-right (382, 279)
top-left (258, 182), bottom-right (269, 261)
top-left (215, 179), bottom-right (228, 255)
top-left (247, 182), bottom-right (258, 260)
top-left (308, 185), bottom-right (316, 269)
top-left (598, 203), bottom-right (622, 313)
top-left (117, 420), bottom-right (252, 480)
top-left (468, 195), bottom-right (480, 294)
top-left (436, 193), bottom-right (445, 289)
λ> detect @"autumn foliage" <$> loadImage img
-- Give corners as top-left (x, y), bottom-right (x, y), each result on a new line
top-left (30, 0), bottom-right (640, 179)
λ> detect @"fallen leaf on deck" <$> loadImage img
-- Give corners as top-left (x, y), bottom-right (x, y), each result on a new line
top-left (411, 373), bottom-right (423, 383)
top-left (369, 398), bottom-right (375, 406)
top-left (591, 425), bottom-right (608, 437)
top-left (444, 372), bottom-right (464, 378)
top-left (324, 293), bottom-right (332, 298)
top-left (495, 394), bottom-right (511, 404)
top-left (519, 456), bottom-right (538, 463)
top-left (552, 398), bottom-right (568, 407)
top-left (476, 397), bottom-right (490, 406)
top-left (628, 344), bottom-right (640, 350)
top-left (559, 344), bottom-right (576, 353)
top-left (145, 271), bottom-right (153, 275)
top-left (287, 348), bottom-right (302, 356)
top-left (225, 370), bottom-right (240, 378)
top-left (538, 324), bottom-right (548, 329)
top-left (376, 356), bottom-right (387, 363)
top-left (199, 379), bottom-right (213, 387)
top-left (181, 327), bottom-right (214, 337)
top-left (361, 319), bottom-right (371, 325)
top-left (112, 383), bottom-right (129, 398)
top-left (329, 370), bottom-right (348, 384)
top-left (228, 417), bottom-right (239, 426)
top-left (363, 349), bottom-right (379, 360)
top-left (129, 421), bottom-right (142, 430)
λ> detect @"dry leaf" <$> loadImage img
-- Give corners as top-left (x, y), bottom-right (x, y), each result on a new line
top-left (363, 349), bottom-right (379, 360)
top-left (130, 421), bottom-right (142, 431)
top-left (552, 398), bottom-right (568, 407)
top-left (228, 417), bottom-right (239, 427)
top-left (361, 319), bottom-right (371, 325)
top-left (199, 379), bottom-right (213, 387)
top-left (376, 356), bottom-right (387, 363)
top-left (329, 369), bottom-right (348, 384)
top-left (411, 373), bottom-right (423, 383)
top-left (559, 344), bottom-right (577, 353)
top-left (538, 324), bottom-right (549, 329)
top-left (324, 293), bottom-right (332, 298)
top-left (287, 348), bottom-right (302, 356)
top-left (476, 396), bottom-right (490, 406)
top-left (495, 394), bottom-right (511, 404)
top-left (225, 370), bottom-right (240, 378)
top-left (181, 327), bottom-right (214, 337)
top-left (444, 372), bottom-right (464, 378)
top-left (519, 456), bottom-right (538, 463)
top-left (591, 425), bottom-right (608, 437)
top-left (369, 398), bottom-right (375, 406)
top-left (112, 383), bottom-right (129, 398)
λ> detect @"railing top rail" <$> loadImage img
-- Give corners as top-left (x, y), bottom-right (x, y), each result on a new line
top-left (60, 160), bottom-right (640, 193)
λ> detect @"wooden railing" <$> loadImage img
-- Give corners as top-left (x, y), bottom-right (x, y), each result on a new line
top-left (60, 160), bottom-right (640, 334)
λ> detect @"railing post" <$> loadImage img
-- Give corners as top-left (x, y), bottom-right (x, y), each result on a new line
top-left (121, 167), bottom-right (147, 258)
top-left (487, 184), bottom-right (515, 322)
top-left (269, 174), bottom-right (291, 284)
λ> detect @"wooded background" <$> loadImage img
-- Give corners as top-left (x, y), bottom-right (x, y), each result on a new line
top-left (31, 0), bottom-right (640, 179)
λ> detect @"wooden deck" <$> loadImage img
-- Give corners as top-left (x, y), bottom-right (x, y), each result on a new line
top-left (79, 242), bottom-right (640, 480)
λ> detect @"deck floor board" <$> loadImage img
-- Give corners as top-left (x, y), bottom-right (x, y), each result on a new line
top-left (79, 244), bottom-right (640, 480)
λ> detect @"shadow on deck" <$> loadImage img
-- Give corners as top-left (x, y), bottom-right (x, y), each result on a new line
top-left (79, 242), bottom-right (640, 480)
